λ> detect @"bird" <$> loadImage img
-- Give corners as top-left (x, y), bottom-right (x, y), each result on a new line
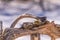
top-left (21, 22), bottom-right (33, 29)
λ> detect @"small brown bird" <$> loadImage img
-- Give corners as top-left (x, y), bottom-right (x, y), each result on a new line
top-left (22, 22), bottom-right (33, 29)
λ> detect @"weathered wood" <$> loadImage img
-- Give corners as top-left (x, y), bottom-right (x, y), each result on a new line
top-left (2, 14), bottom-right (60, 40)
top-left (51, 37), bottom-right (55, 40)
top-left (31, 34), bottom-right (40, 40)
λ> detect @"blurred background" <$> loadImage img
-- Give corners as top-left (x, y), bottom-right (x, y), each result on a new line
top-left (0, 0), bottom-right (60, 29)
top-left (0, 0), bottom-right (60, 40)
